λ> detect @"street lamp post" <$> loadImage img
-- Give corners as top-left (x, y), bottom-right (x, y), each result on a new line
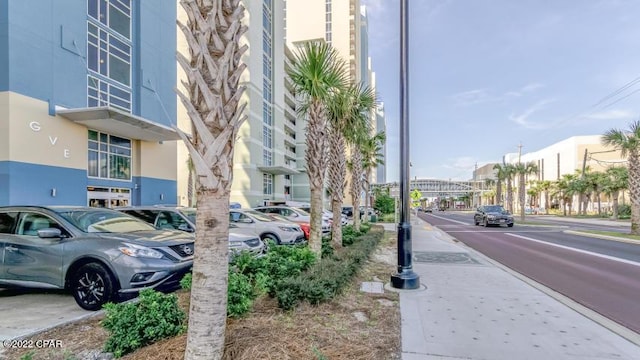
top-left (391, 0), bottom-right (420, 290)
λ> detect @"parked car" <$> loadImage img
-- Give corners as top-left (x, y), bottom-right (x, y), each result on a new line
top-left (0, 206), bottom-right (194, 310)
top-left (298, 206), bottom-right (348, 226)
top-left (425, 207), bottom-right (433, 213)
top-left (474, 205), bottom-right (514, 227)
top-left (229, 209), bottom-right (305, 245)
top-left (341, 206), bottom-right (354, 218)
top-left (264, 213), bottom-right (311, 240)
top-left (116, 206), bottom-right (265, 257)
top-left (253, 205), bottom-right (331, 235)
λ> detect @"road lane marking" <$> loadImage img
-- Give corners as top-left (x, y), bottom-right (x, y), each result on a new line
top-left (427, 213), bottom-right (469, 225)
top-left (506, 233), bottom-right (640, 268)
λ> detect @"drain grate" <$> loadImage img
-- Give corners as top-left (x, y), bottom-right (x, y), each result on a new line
top-left (414, 251), bottom-right (481, 265)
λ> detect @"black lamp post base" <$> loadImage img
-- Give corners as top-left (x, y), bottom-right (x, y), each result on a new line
top-left (391, 270), bottom-right (420, 290)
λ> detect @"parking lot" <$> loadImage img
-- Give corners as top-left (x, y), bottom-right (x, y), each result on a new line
top-left (0, 288), bottom-right (96, 341)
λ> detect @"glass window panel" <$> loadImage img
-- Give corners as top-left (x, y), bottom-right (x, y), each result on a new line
top-left (109, 135), bottom-right (130, 147)
top-left (88, 150), bottom-right (99, 177)
top-left (111, 1), bottom-right (130, 16)
top-left (99, 50), bottom-right (108, 74)
top-left (88, 97), bottom-right (99, 107)
top-left (109, 95), bottom-right (130, 110)
top-left (100, 133), bottom-right (108, 142)
top-left (99, 0), bottom-right (107, 24)
top-left (88, 44), bottom-right (98, 71)
top-left (110, 155), bottom-right (131, 180)
top-left (109, 6), bottom-right (130, 38)
top-left (88, 23), bottom-right (98, 36)
top-left (99, 28), bottom-right (107, 41)
top-left (99, 152), bottom-right (108, 178)
top-left (109, 55), bottom-right (130, 85)
top-left (110, 35), bottom-right (130, 53)
top-left (109, 86), bottom-right (129, 100)
top-left (88, 130), bottom-right (98, 141)
top-left (88, 141), bottom-right (98, 150)
top-left (88, 0), bottom-right (98, 18)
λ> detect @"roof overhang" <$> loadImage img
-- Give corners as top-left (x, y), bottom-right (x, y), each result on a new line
top-left (258, 165), bottom-right (300, 175)
top-left (56, 106), bottom-right (181, 142)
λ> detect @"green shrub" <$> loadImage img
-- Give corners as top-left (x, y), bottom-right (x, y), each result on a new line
top-left (102, 289), bottom-right (186, 358)
top-left (618, 204), bottom-right (631, 218)
top-left (374, 193), bottom-right (395, 214)
top-left (321, 236), bottom-right (334, 258)
top-left (274, 226), bottom-right (384, 310)
top-left (228, 271), bottom-right (255, 317)
top-left (380, 213), bottom-right (395, 222)
top-left (180, 272), bottom-right (192, 290)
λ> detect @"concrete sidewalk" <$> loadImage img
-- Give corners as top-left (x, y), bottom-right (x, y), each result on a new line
top-left (381, 219), bottom-right (640, 360)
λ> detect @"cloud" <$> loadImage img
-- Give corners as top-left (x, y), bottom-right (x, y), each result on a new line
top-left (584, 109), bottom-right (634, 120)
top-left (509, 99), bottom-right (556, 129)
top-left (452, 83), bottom-right (545, 106)
top-left (441, 156), bottom-right (477, 170)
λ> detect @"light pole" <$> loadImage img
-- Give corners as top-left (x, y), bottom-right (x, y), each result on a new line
top-left (391, 0), bottom-right (420, 290)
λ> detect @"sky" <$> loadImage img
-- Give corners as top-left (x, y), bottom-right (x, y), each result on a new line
top-left (361, 0), bottom-right (640, 182)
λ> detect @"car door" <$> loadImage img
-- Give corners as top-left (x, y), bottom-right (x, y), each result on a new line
top-left (0, 211), bottom-right (19, 279)
top-left (3, 211), bottom-right (67, 287)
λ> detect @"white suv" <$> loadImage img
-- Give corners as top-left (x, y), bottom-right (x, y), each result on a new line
top-left (229, 209), bottom-right (305, 245)
top-left (253, 206), bottom-right (331, 235)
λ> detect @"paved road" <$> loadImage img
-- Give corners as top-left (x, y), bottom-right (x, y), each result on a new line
top-left (419, 211), bottom-right (640, 335)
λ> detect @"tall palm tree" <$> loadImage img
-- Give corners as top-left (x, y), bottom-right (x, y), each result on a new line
top-left (603, 166), bottom-right (629, 220)
top-left (288, 41), bottom-right (348, 255)
top-left (484, 178), bottom-right (496, 204)
top-left (603, 121), bottom-right (640, 234)
top-left (492, 163), bottom-right (508, 205)
top-left (348, 131), bottom-right (368, 231)
top-left (588, 171), bottom-right (607, 216)
top-left (514, 161), bottom-right (538, 221)
top-left (538, 180), bottom-right (552, 215)
top-left (502, 163), bottom-right (516, 213)
top-left (362, 131), bottom-right (386, 222)
top-left (326, 83), bottom-right (374, 247)
top-left (177, 1), bottom-right (248, 358)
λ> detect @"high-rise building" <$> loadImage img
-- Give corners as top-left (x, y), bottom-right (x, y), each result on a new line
top-left (177, 0), bottom-right (300, 208)
top-left (1, 0), bottom-right (179, 207)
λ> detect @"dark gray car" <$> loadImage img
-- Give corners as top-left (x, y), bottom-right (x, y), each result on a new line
top-left (474, 205), bottom-right (514, 227)
top-left (0, 206), bottom-right (194, 310)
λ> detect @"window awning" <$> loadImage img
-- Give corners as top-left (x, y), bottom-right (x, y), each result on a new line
top-left (258, 165), bottom-right (300, 175)
top-left (56, 106), bottom-right (181, 142)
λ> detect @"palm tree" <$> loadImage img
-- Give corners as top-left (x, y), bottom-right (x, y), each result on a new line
top-left (484, 178), bottom-right (496, 204)
top-left (514, 161), bottom-right (538, 221)
top-left (326, 83), bottom-right (374, 247)
top-left (588, 171), bottom-right (607, 216)
top-left (492, 163), bottom-right (508, 205)
top-left (603, 166), bottom-right (629, 220)
top-left (503, 163), bottom-right (516, 213)
top-left (538, 180), bottom-right (552, 215)
top-left (288, 41), bottom-right (348, 255)
top-left (362, 131), bottom-right (386, 222)
top-left (177, 1), bottom-right (248, 358)
top-left (603, 121), bottom-right (640, 234)
top-left (348, 131), bottom-right (367, 231)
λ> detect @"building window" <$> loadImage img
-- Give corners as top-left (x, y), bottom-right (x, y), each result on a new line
top-left (326, 0), bottom-right (332, 44)
top-left (88, 130), bottom-right (132, 180)
top-left (87, 0), bottom-right (132, 111)
top-left (263, 173), bottom-right (273, 195)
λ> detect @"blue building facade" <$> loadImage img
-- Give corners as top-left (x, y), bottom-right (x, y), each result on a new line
top-left (0, 0), bottom-right (179, 207)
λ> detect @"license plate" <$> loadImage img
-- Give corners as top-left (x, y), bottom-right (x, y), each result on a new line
top-left (499, 219), bottom-right (505, 223)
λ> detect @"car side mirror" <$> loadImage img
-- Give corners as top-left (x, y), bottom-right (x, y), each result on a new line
top-left (38, 228), bottom-right (62, 238)
top-left (178, 224), bottom-right (194, 232)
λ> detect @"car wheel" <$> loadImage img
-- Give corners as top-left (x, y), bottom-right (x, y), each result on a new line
top-left (474, 217), bottom-right (479, 226)
top-left (507, 223), bottom-right (514, 228)
top-left (72, 263), bottom-right (116, 311)
top-left (262, 233), bottom-right (280, 245)
top-left (483, 218), bottom-right (488, 227)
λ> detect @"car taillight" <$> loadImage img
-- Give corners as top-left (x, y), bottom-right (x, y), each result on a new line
top-left (299, 223), bottom-right (310, 239)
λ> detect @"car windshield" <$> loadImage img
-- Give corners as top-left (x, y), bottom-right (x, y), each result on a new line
top-left (57, 209), bottom-right (156, 233)
top-left (293, 207), bottom-right (310, 216)
top-left (484, 206), bottom-right (507, 213)
top-left (180, 209), bottom-right (196, 224)
top-left (243, 210), bottom-right (275, 222)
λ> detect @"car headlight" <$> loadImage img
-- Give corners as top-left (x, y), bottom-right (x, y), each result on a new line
top-left (278, 226), bottom-right (297, 232)
top-left (119, 243), bottom-right (164, 259)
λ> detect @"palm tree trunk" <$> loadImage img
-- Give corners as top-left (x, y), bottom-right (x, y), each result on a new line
top-left (496, 181), bottom-right (503, 205)
top-left (519, 173), bottom-right (525, 222)
top-left (305, 100), bottom-right (329, 255)
top-left (613, 192), bottom-right (619, 220)
top-left (185, 190), bottom-right (230, 359)
top-left (327, 127), bottom-right (346, 248)
top-left (350, 149), bottom-right (363, 231)
top-left (544, 190), bottom-right (549, 215)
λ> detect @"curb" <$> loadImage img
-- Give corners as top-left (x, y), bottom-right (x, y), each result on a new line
top-left (563, 230), bottom-right (640, 245)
